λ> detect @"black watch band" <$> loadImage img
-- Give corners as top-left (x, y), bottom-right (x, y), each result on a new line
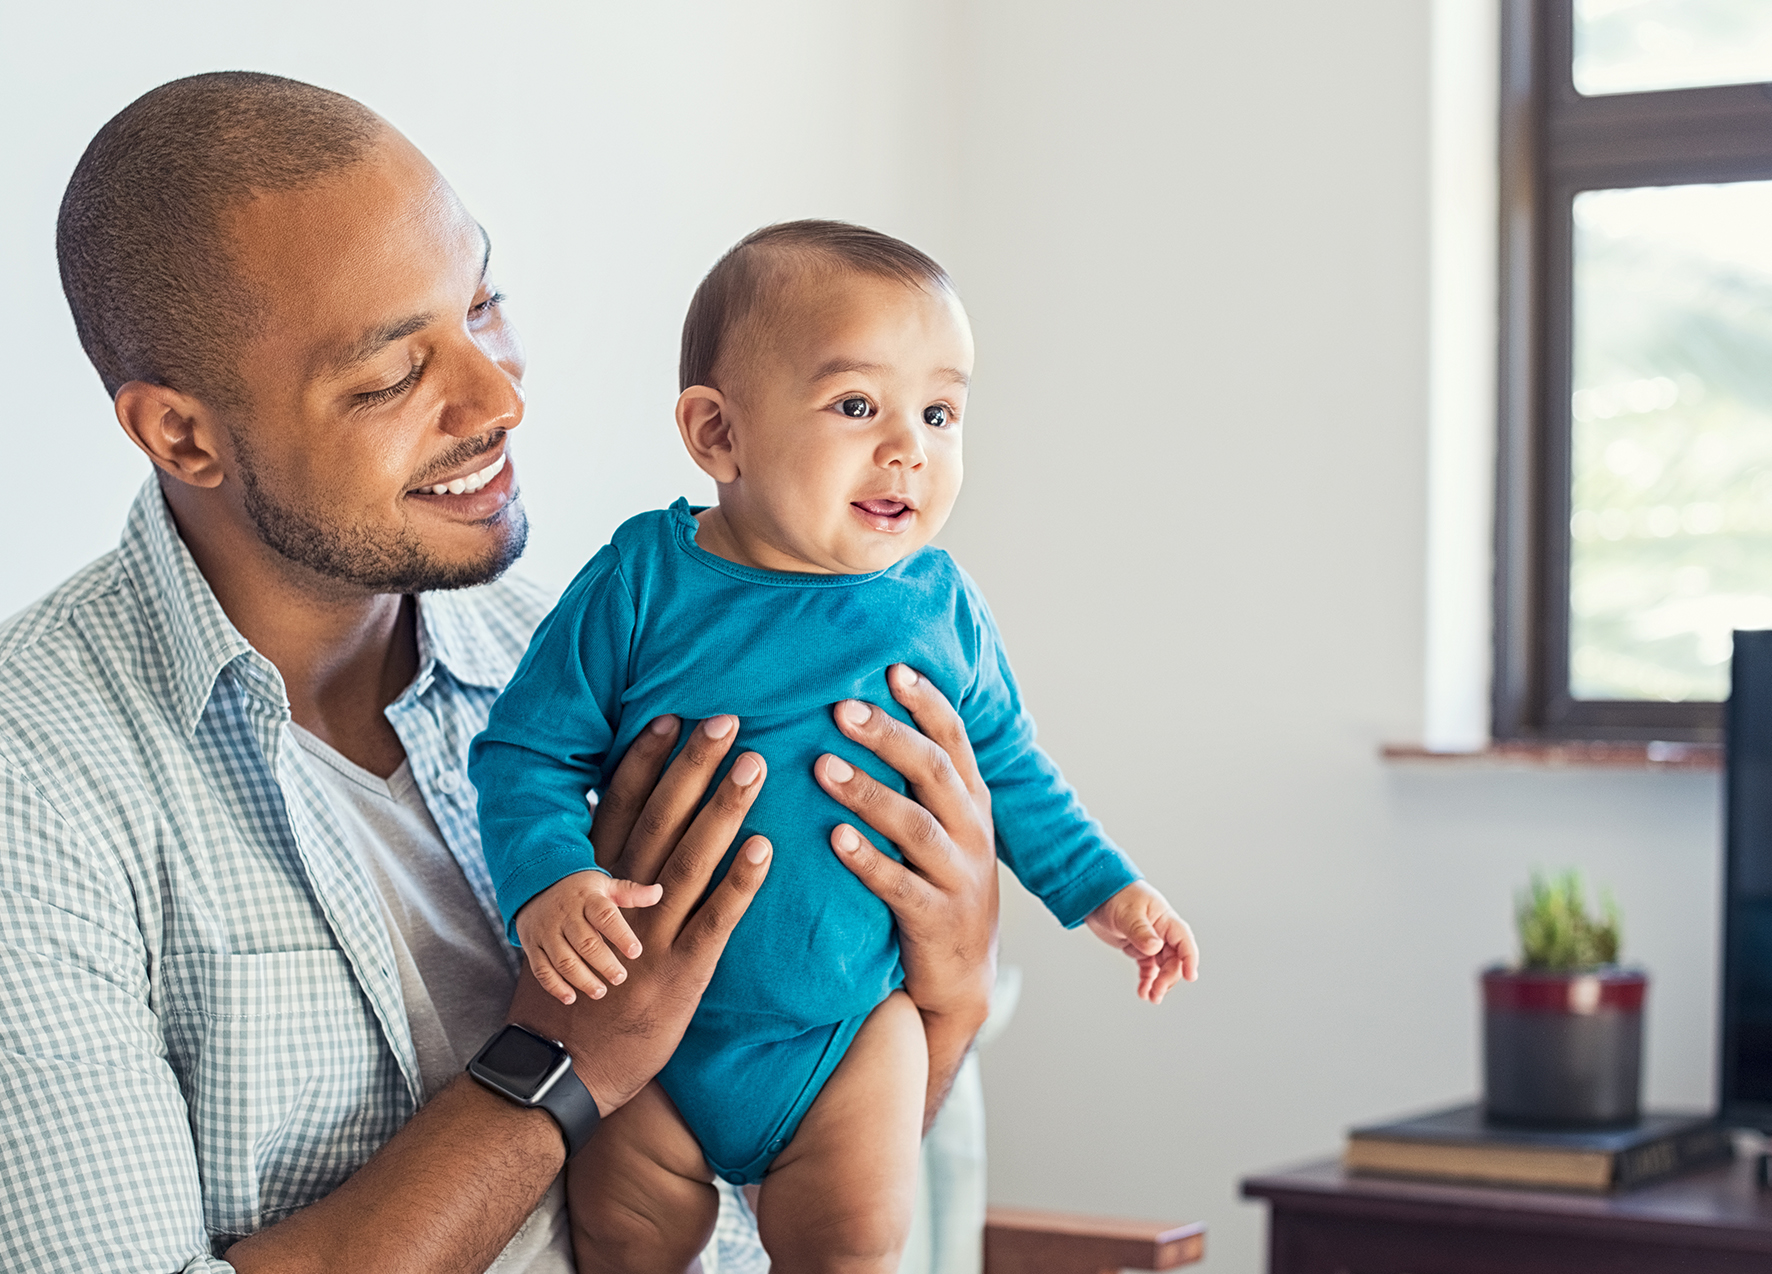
top-left (466, 1024), bottom-right (601, 1158)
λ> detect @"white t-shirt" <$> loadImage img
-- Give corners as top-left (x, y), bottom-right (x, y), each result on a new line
top-left (290, 724), bottom-right (573, 1274)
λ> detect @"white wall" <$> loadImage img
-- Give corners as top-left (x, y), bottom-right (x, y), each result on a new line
top-left (945, 5), bottom-right (1721, 1271)
top-left (0, 5), bottom-right (1727, 1273)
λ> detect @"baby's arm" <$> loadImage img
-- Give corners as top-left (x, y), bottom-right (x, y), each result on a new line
top-left (517, 869), bottom-right (665, 1005)
top-left (1084, 881), bottom-right (1199, 1003)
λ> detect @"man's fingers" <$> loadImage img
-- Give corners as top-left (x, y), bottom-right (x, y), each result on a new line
top-left (815, 753), bottom-right (953, 878)
top-left (651, 751), bottom-right (767, 930)
top-left (882, 664), bottom-right (987, 798)
top-left (620, 716), bottom-right (741, 886)
top-left (829, 822), bottom-right (932, 916)
top-left (675, 835), bottom-right (772, 970)
top-left (591, 714), bottom-right (680, 870)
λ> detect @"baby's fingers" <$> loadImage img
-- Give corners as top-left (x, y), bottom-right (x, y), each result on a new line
top-left (527, 949), bottom-right (585, 1007)
top-left (1158, 912), bottom-right (1201, 984)
top-left (583, 886), bottom-right (651, 961)
top-left (543, 931), bottom-right (612, 1002)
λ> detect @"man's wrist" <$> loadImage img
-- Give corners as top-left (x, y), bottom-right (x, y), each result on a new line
top-left (466, 1025), bottom-right (601, 1158)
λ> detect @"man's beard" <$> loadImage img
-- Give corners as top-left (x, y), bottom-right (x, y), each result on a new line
top-left (234, 438), bottom-right (528, 594)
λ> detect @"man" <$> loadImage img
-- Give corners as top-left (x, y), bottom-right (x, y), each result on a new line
top-left (0, 72), bottom-right (997, 1272)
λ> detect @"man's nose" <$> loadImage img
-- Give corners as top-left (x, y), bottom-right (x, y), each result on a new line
top-left (437, 333), bottom-right (525, 438)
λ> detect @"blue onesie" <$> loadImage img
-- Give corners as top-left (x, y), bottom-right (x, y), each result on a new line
top-left (470, 499), bottom-right (1140, 1184)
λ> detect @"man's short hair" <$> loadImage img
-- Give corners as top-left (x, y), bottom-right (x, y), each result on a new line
top-left (679, 220), bottom-right (954, 393)
top-left (57, 71), bottom-right (384, 408)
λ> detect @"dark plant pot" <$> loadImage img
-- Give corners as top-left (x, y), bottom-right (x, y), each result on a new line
top-left (1482, 967), bottom-right (1647, 1128)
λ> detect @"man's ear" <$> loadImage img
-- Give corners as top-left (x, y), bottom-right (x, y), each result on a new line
top-left (114, 381), bottom-right (229, 489)
top-left (676, 385), bottom-right (740, 484)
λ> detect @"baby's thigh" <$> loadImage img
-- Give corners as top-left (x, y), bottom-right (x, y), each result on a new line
top-left (568, 1081), bottom-right (716, 1274)
top-left (757, 991), bottom-right (928, 1265)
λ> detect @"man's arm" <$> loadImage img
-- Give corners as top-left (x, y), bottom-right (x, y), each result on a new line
top-left (224, 721), bottom-right (771, 1274)
top-left (815, 664), bottom-right (1001, 1128)
top-left (0, 758), bottom-right (229, 1272)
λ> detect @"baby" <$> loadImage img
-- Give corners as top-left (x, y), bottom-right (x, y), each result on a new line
top-left (470, 221), bottom-right (1198, 1272)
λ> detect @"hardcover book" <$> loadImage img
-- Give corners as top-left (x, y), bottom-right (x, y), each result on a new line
top-left (1344, 1104), bottom-right (1732, 1192)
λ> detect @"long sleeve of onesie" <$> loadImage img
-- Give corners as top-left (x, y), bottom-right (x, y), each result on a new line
top-left (951, 572), bottom-right (1141, 927)
top-left (469, 544), bottom-right (635, 940)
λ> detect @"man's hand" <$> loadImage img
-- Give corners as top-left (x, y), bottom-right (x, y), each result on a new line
top-left (509, 714), bottom-right (772, 1116)
top-left (1085, 880), bottom-right (1199, 1003)
top-left (812, 664), bottom-right (999, 1121)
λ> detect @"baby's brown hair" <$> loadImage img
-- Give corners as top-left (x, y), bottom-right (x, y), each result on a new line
top-left (679, 220), bottom-right (953, 394)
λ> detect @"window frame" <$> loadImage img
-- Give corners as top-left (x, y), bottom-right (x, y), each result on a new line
top-left (1494, 0), bottom-right (1772, 742)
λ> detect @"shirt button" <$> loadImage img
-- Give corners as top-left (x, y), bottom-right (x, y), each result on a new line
top-left (437, 770), bottom-right (462, 794)
top-left (724, 1171), bottom-right (746, 1185)
top-left (768, 1139), bottom-right (783, 1153)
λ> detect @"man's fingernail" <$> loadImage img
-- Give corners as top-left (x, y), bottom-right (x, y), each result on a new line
top-left (743, 839), bottom-right (771, 864)
top-left (590, 985), bottom-right (605, 999)
top-left (628, 943), bottom-right (642, 958)
top-left (650, 715), bottom-right (678, 736)
top-left (704, 715), bottom-right (734, 739)
top-left (835, 825), bottom-right (860, 853)
top-left (825, 756), bottom-right (855, 783)
top-left (891, 665), bottom-right (918, 688)
top-left (731, 753), bottom-right (761, 786)
top-left (611, 970), bottom-right (626, 984)
top-left (839, 699), bottom-right (870, 727)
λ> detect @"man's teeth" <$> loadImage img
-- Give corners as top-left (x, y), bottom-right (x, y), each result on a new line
top-left (428, 452), bottom-right (506, 496)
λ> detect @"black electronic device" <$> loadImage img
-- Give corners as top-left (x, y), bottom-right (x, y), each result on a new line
top-left (467, 1024), bottom-right (601, 1157)
top-left (1720, 629), bottom-right (1772, 1129)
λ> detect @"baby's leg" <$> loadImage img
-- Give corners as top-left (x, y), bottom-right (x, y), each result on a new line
top-left (756, 990), bottom-right (928, 1273)
top-left (567, 1081), bottom-right (718, 1274)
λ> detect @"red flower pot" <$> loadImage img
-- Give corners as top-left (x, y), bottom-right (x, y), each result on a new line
top-left (1482, 967), bottom-right (1647, 1128)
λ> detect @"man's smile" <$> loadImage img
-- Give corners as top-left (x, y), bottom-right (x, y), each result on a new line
top-left (417, 450), bottom-right (507, 496)
top-left (407, 447), bottom-right (517, 520)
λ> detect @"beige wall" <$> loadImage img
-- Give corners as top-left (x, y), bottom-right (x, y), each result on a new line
top-left (1, 5), bottom-right (1725, 1272)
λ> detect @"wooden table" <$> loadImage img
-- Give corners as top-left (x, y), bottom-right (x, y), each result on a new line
top-left (1241, 1153), bottom-right (1772, 1273)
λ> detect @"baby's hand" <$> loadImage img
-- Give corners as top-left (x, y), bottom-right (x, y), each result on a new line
top-left (1085, 881), bottom-right (1199, 1004)
top-left (515, 869), bottom-right (665, 1005)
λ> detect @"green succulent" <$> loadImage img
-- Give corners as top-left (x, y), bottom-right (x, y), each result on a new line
top-left (1516, 870), bottom-right (1621, 972)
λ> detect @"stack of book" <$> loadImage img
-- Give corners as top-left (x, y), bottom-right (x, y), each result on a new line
top-left (1344, 1104), bottom-right (1732, 1192)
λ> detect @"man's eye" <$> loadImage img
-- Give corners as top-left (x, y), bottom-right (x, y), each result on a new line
top-left (470, 291), bottom-right (507, 319)
top-left (840, 397), bottom-right (873, 418)
top-left (358, 362), bottom-right (423, 406)
top-left (924, 405), bottom-right (949, 427)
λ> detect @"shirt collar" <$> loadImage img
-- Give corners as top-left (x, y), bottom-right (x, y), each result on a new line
top-left (410, 585), bottom-right (522, 694)
top-left (119, 479), bottom-right (269, 737)
top-left (119, 479), bottom-right (520, 735)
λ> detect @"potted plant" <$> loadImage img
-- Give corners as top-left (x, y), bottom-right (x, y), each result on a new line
top-left (1483, 871), bottom-right (1646, 1128)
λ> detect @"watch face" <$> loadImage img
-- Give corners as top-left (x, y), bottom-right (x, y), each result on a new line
top-left (474, 1026), bottom-right (565, 1099)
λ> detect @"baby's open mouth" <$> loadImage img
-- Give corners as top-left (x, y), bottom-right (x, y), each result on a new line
top-left (850, 497), bottom-right (916, 534)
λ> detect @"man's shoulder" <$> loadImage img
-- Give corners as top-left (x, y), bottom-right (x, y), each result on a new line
top-left (0, 551), bottom-right (136, 713)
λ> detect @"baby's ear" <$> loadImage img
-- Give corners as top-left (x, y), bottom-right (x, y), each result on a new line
top-left (676, 385), bottom-right (740, 483)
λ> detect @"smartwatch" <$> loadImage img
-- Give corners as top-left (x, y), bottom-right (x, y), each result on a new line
top-left (467, 1024), bottom-right (601, 1158)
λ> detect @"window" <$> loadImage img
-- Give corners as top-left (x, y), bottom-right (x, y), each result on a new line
top-left (1495, 0), bottom-right (1772, 741)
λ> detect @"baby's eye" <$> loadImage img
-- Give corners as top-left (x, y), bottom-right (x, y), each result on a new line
top-left (840, 397), bottom-right (873, 419)
top-left (923, 405), bottom-right (949, 428)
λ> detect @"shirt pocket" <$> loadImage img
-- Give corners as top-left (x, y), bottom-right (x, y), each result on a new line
top-left (159, 948), bottom-right (412, 1242)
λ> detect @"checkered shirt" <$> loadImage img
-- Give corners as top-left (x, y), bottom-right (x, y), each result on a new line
top-left (0, 480), bottom-right (565, 1270)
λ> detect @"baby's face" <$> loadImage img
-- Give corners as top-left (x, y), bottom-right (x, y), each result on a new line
top-left (705, 274), bottom-right (973, 575)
